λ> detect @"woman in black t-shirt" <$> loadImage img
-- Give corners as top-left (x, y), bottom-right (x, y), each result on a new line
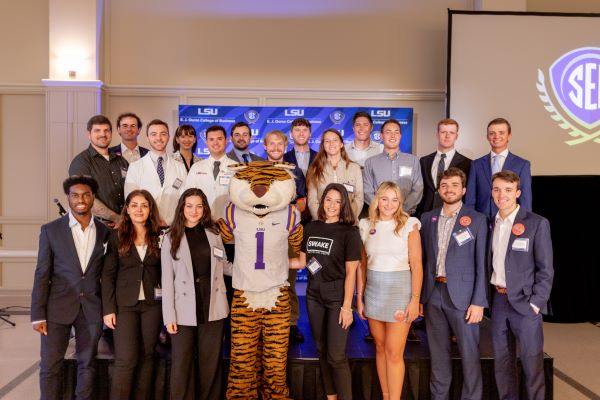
top-left (298, 183), bottom-right (362, 400)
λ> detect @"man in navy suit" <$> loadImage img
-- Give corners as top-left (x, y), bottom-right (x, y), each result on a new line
top-left (489, 171), bottom-right (553, 400)
top-left (282, 117), bottom-right (316, 343)
top-left (226, 121), bottom-right (264, 163)
top-left (420, 167), bottom-right (488, 399)
top-left (108, 112), bottom-right (149, 164)
top-left (283, 117), bottom-right (317, 178)
top-left (31, 176), bottom-right (110, 400)
top-left (416, 118), bottom-right (471, 218)
top-left (466, 118), bottom-right (532, 220)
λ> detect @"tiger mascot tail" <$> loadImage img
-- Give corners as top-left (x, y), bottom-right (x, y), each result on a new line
top-left (218, 161), bottom-right (303, 400)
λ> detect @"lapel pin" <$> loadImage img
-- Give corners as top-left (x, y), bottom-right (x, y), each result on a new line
top-left (512, 223), bottom-right (525, 236)
top-left (459, 216), bottom-right (472, 227)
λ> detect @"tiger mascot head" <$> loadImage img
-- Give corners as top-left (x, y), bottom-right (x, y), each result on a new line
top-left (228, 161), bottom-right (297, 216)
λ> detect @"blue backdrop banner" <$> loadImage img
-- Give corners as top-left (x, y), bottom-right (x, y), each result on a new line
top-left (178, 105), bottom-right (414, 157)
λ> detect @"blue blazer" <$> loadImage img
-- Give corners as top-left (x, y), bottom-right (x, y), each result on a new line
top-left (466, 152), bottom-right (532, 220)
top-left (488, 207), bottom-right (554, 315)
top-left (420, 206), bottom-right (489, 310)
top-left (283, 148), bottom-right (317, 168)
top-left (31, 215), bottom-right (110, 325)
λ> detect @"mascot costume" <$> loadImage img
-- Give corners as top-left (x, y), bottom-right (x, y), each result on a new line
top-left (217, 161), bottom-right (303, 399)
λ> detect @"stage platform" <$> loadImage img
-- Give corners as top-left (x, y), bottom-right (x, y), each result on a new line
top-left (62, 296), bottom-right (553, 399)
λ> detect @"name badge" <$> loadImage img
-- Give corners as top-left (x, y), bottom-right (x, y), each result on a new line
top-left (453, 228), bottom-right (473, 246)
top-left (306, 257), bottom-right (323, 275)
top-left (154, 286), bottom-right (162, 301)
top-left (512, 238), bottom-right (529, 252)
top-left (343, 183), bottom-right (355, 193)
top-left (172, 178), bottom-right (183, 190)
top-left (213, 247), bottom-right (224, 260)
top-left (399, 166), bottom-right (412, 177)
top-left (219, 175), bottom-right (231, 186)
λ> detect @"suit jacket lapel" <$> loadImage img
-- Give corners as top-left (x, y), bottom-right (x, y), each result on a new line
top-left (503, 152), bottom-right (516, 172)
top-left (180, 234), bottom-right (195, 279)
top-left (84, 219), bottom-right (107, 274)
top-left (449, 151), bottom-right (463, 168)
top-left (429, 212), bottom-right (440, 261)
top-left (504, 206), bottom-right (527, 266)
top-left (424, 153), bottom-right (435, 189)
top-left (482, 154), bottom-right (492, 186)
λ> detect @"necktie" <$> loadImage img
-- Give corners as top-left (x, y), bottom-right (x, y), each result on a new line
top-left (213, 161), bottom-right (221, 180)
top-left (436, 153), bottom-right (446, 188)
top-left (242, 153), bottom-right (250, 163)
top-left (157, 156), bottom-right (164, 186)
top-left (492, 155), bottom-right (501, 174)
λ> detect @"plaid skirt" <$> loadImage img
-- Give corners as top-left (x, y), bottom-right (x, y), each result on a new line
top-left (364, 269), bottom-right (412, 323)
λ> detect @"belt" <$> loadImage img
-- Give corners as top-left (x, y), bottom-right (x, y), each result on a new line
top-left (435, 276), bottom-right (447, 283)
top-left (495, 285), bottom-right (507, 294)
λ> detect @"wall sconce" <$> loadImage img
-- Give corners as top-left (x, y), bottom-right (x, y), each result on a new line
top-left (56, 47), bottom-right (86, 80)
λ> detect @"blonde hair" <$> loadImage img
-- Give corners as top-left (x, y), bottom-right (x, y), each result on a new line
top-left (367, 181), bottom-right (409, 235)
top-left (263, 129), bottom-right (289, 146)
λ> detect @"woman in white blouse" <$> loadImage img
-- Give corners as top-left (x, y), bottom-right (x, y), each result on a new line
top-left (306, 128), bottom-right (363, 221)
top-left (356, 181), bottom-right (423, 400)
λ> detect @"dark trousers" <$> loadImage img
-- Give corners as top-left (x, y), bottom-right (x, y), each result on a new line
top-left (425, 282), bottom-right (482, 400)
top-left (491, 292), bottom-right (545, 400)
top-left (170, 320), bottom-right (225, 400)
top-left (306, 279), bottom-right (352, 400)
top-left (40, 307), bottom-right (102, 400)
top-left (110, 301), bottom-right (162, 400)
top-left (288, 269), bottom-right (300, 325)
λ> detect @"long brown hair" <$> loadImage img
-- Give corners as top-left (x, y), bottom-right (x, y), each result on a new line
top-left (367, 182), bottom-right (409, 235)
top-left (317, 183), bottom-right (356, 226)
top-left (118, 190), bottom-right (162, 257)
top-left (306, 128), bottom-right (352, 188)
top-left (168, 188), bottom-right (218, 260)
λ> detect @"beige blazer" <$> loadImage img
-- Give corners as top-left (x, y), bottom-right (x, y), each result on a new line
top-left (161, 229), bottom-right (232, 325)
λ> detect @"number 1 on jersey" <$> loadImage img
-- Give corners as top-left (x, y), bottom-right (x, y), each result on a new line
top-left (255, 231), bottom-right (266, 269)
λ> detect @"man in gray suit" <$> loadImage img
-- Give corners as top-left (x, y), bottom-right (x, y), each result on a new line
top-left (226, 121), bottom-right (264, 163)
top-left (31, 176), bottom-right (110, 400)
top-left (420, 168), bottom-right (488, 400)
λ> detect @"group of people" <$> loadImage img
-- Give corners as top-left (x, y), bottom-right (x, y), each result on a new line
top-left (30, 110), bottom-right (553, 400)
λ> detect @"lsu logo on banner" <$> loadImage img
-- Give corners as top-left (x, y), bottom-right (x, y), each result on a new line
top-left (371, 109), bottom-right (391, 118)
top-left (244, 110), bottom-right (260, 124)
top-left (197, 107), bottom-right (218, 116)
top-left (537, 47), bottom-right (600, 145)
top-left (284, 109), bottom-right (304, 117)
top-left (329, 110), bottom-right (345, 124)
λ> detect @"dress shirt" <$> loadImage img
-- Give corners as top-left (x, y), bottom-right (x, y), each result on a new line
top-left (233, 148), bottom-right (251, 163)
top-left (148, 151), bottom-right (168, 172)
top-left (363, 150), bottom-right (423, 215)
top-left (491, 205), bottom-right (520, 288)
top-left (431, 148), bottom-right (456, 183)
top-left (120, 144), bottom-right (142, 164)
top-left (69, 212), bottom-right (97, 273)
top-left (344, 140), bottom-right (384, 168)
top-left (294, 149), bottom-right (310, 176)
top-left (490, 148), bottom-right (509, 173)
top-left (436, 204), bottom-right (461, 277)
top-left (184, 154), bottom-right (237, 219)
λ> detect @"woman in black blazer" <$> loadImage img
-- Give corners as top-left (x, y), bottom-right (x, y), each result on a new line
top-left (102, 189), bottom-right (163, 400)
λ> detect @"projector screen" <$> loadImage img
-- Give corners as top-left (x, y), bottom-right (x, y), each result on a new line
top-left (448, 11), bottom-right (600, 175)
